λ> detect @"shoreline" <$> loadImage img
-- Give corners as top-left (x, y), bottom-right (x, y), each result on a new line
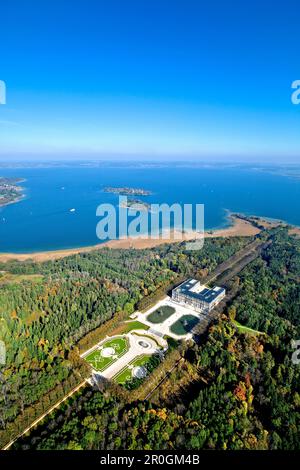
top-left (0, 193), bottom-right (26, 209)
top-left (0, 215), bottom-right (262, 263)
top-left (0, 178), bottom-right (27, 208)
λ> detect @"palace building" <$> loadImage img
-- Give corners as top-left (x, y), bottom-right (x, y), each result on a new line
top-left (172, 278), bottom-right (225, 314)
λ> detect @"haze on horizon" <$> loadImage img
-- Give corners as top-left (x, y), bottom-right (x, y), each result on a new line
top-left (0, 0), bottom-right (300, 164)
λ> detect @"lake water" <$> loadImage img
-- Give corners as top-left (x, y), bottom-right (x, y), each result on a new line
top-left (0, 163), bottom-right (299, 253)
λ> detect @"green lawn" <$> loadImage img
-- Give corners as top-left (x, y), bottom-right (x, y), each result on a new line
top-left (114, 355), bottom-right (152, 385)
top-left (233, 320), bottom-right (265, 336)
top-left (85, 349), bottom-right (114, 371)
top-left (114, 367), bottom-right (133, 384)
top-left (122, 320), bottom-right (149, 333)
top-left (147, 305), bottom-right (175, 324)
top-left (131, 355), bottom-right (153, 368)
top-left (170, 314), bottom-right (199, 336)
top-left (85, 336), bottom-right (128, 372)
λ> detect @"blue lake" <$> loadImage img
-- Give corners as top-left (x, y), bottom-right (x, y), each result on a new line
top-left (0, 164), bottom-right (299, 253)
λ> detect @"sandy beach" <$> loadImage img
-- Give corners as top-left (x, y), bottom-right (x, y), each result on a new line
top-left (0, 215), bottom-right (262, 263)
top-left (289, 227), bottom-right (300, 237)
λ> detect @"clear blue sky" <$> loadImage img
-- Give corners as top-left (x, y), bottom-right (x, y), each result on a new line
top-left (0, 0), bottom-right (300, 162)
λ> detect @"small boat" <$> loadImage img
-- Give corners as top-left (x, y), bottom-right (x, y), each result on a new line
top-left (69, 208), bottom-right (76, 212)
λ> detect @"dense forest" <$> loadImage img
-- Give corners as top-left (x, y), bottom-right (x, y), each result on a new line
top-left (0, 236), bottom-right (248, 448)
top-left (11, 228), bottom-right (300, 450)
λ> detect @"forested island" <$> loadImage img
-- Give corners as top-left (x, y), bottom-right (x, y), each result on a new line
top-left (0, 227), bottom-right (299, 450)
top-left (119, 198), bottom-right (150, 211)
top-left (103, 186), bottom-right (152, 196)
top-left (0, 177), bottom-right (25, 207)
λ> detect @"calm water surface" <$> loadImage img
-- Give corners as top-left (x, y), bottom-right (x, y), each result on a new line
top-left (0, 165), bottom-right (299, 252)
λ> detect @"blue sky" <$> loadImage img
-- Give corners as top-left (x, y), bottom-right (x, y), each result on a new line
top-left (0, 0), bottom-right (300, 162)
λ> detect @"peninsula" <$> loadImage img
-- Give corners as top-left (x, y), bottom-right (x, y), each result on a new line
top-left (0, 177), bottom-right (25, 207)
